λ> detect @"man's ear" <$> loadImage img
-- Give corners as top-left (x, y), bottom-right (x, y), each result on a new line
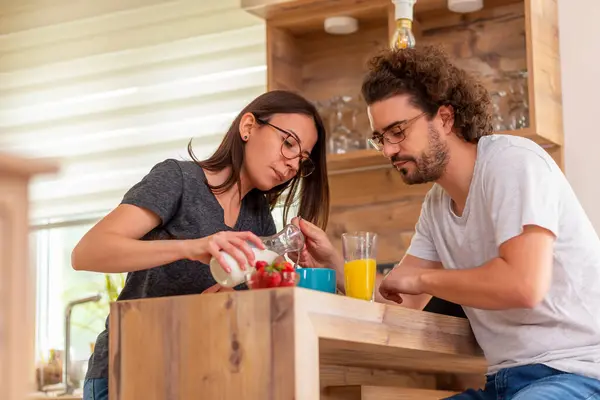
top-left (438, 105), bottom-right (455, 134)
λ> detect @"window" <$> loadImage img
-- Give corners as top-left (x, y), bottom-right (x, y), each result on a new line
top-left (32, 219), bottom-right (125, 369)
top-left (3, 1), bottom-right (269, 380)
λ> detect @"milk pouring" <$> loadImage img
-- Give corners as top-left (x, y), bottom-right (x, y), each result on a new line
top-left (209, 223), bottom-right (305, 288)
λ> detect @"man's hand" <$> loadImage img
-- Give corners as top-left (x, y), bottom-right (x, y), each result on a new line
top-left (378, 254), bottom-right (443, 309)
top-left (379, 264), bottom-right (427, 304)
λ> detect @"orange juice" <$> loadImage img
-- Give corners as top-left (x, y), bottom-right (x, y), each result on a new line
top-left (343, 258), bottom-right (377, 301)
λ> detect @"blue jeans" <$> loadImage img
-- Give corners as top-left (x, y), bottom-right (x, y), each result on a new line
top-left (83, 378), bottom-right (109, 400)
top-left (446, 364), bottom-right (600, 399)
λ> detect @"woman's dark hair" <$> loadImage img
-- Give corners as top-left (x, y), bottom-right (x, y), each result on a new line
top-left (188, 90), bottom-right (330, 230)
top-left (361, 45), bottom-right (493, 143)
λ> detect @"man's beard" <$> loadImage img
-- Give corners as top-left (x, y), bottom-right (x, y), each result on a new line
top-left (393, 123), bottom-right (449, 185)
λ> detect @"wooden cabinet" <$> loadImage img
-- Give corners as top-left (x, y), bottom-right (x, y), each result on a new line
top-left (242, 0), bottom-right (563, 262)
top-left (0, 154), bottom-right (57, 400)
top-left (109, 288), bottom-right (485, 399)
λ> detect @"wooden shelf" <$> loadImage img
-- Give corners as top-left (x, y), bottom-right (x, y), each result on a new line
top-left (326, 128), bottom-right (555, 175)
top-left (327, 149), bottom-right (386, 174)
top-left (244, 0), bottom-right (564, 151)
top-left (243, 0), bottom-right (524, 23)
top-left (242, 0), bottom-right (564, 262)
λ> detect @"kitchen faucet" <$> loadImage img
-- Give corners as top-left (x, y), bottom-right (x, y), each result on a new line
top-left (57, 294), bottom-right (102, 396)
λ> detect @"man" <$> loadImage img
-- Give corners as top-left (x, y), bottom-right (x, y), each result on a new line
top-left (293, 45), bottom-right (600, 399)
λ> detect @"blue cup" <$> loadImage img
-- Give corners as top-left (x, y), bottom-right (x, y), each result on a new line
top-left (297, 268), bottom-right (337, 294)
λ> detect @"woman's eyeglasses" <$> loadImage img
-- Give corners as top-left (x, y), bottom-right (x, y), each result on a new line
top-left (368, 112), bottom-right (426, 151)
top-left (255, 118), bottom-right (315, 178)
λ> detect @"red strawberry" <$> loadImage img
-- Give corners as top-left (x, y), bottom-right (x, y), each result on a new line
top-left (255, 260), bottom-right (268, 270)
top-left (282, 262), bottom-right (294, 272)
top-left (280, 271), bottom-right (298, 287)
top-left (263, 269), bottom-right (282, 288)
top-left (247, 269), bottom-right (263, 289)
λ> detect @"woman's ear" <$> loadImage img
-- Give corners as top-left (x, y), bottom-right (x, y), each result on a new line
top-left (238, 112), bottom-right (256, 142)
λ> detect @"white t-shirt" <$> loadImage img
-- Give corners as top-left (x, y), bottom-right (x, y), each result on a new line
top-left (407, 134), bottom-right (600, 379)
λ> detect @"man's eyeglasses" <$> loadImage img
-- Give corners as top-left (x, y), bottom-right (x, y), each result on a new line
top-left (368, 112), bottom-right (426, 151)
top-left (255, 118), bottom-right (315, 178)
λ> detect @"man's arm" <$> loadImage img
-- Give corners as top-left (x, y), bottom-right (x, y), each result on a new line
top-left (328, 250), bottom-right (440, 309)
top-left (379, 254), bottom-right (443, 309)
top-left (420, 146), bottom-right (560, 310)
top-left (419, 224), bottom-right (555, 309)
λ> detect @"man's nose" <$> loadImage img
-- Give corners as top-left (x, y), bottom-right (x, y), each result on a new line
top-left (382, 141), bottom-right (401, 159)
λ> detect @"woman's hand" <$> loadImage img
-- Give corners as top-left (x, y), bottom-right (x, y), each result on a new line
top-left (184, 231), bottom-right (265, 273)
top-left (290, 217), bottom-right (342, 270)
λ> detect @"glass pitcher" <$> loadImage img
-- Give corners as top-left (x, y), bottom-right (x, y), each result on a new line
top-left (210, 223), bottom-right (305, 288)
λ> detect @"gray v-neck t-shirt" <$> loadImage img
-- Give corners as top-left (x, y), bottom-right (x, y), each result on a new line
top-left (85, 159), bottom-right (277, 379)
top-left (407, 134), bottom-right (600, 380)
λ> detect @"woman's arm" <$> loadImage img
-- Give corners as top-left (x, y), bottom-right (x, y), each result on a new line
top-left (71, 204), bottom-right (190, 273)
top-left (72, 204), bottom-right (264, 274)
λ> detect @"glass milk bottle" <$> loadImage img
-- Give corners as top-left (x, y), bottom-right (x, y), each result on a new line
top-left (210, 223), bottom-right (305, 288)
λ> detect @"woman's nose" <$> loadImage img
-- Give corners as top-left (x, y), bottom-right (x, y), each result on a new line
top-left (285, 156), bottom-right (300, 174)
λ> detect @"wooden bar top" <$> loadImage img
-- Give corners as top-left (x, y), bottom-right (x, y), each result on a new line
top-left (110, 287), bottom-right (486, 399)
top-left (296, 289), bottom-right (485, 373)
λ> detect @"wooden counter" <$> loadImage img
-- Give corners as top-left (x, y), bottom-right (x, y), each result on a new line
top-left (109, 288), bottom-right (486, 399)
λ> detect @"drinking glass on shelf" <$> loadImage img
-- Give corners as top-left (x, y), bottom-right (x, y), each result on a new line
top-left (344, 98), bottom-right (367, 151)
top-left (328, 96), bottom-right (353, 154)
top-left (511, 70), bottom-right (529, 129)
top-left (504, 70), bottom-right (529, 130)
top-left (313, 99), bottom-right (330, 121)
top-left (313, 94), bottom-right (371, 154)
top-left (490, 90), bottom-right (507, 132)
top-left (314, 99), bottom-right (338, 154)
top-left (342, 232), bottom-right (378, 302)
top-left (353, 95), bottom-right (371, 150)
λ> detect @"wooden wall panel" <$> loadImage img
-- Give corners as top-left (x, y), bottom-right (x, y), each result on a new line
top-left (418, 3), bottom-right (527, 92)
top-left (327, 167), bottom-right (429, 263)
top-left (263, 0), bottom-right (562, 264)
top-left (321, 3), bottom-right (547, 265)
top-left (329, 167), bottom-right (432, 207)
top-left (525, 0), bottom-right (563, 146)
top-left (266, 25), bottom-right (303, 92)
top-left (299, 23), bottom-right (388, 102)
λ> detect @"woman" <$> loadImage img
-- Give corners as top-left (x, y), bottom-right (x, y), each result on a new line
top-left (73, 90), bottom-right (330, 400)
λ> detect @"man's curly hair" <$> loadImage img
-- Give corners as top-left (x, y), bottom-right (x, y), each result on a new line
top-left (361, 45), bottom-right (493, 143)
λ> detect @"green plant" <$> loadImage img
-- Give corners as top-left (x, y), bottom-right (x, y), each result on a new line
top-left (62, 273), bottom-right (126, 336)
top-left (104, 273), bottom-right (125, 302)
